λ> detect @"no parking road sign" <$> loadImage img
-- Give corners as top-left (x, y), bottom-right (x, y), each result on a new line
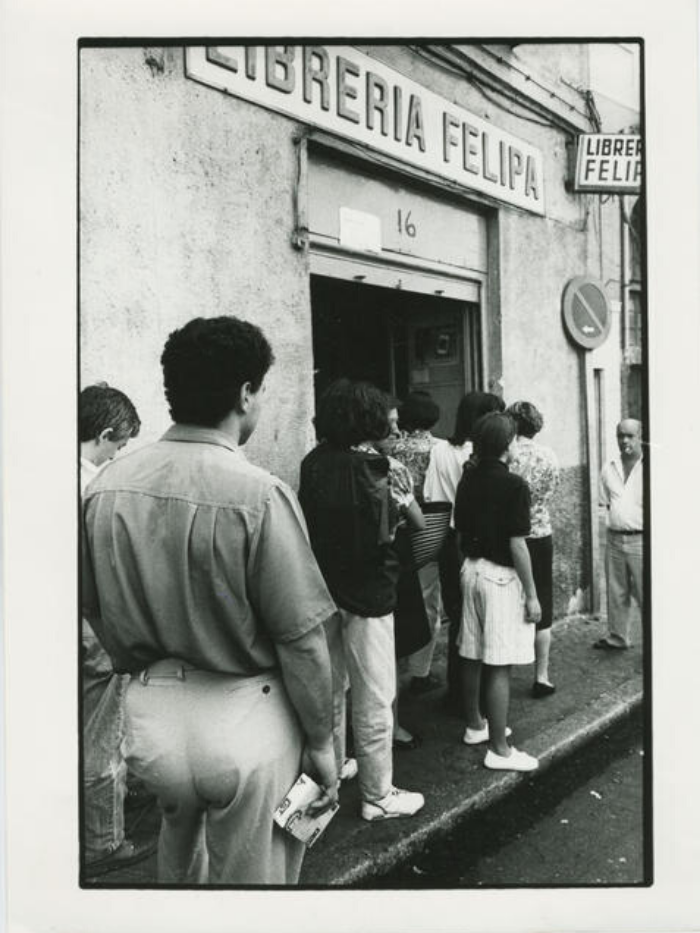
top-left (561, 276), bottom-right (612, 350)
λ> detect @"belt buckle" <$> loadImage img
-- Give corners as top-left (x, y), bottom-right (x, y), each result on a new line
top-left (139, 664), bottom-right (186, 685)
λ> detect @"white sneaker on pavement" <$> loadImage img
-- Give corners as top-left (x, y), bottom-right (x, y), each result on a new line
top-left (340, 757), bottom-right (358, 781)
top-left (484, 747), bottom-right (538, 772)
top-left (361, 787), bottom-right (425, 822)
top-left (462, 722), bottom-right (512, 745)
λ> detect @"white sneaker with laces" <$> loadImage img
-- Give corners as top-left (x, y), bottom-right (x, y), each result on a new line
top-left (361, 787), bottom-right (425, 822)
top-left (340, 757), bottom-right (358, 782)
top-left (484, 747), bottom-right (538, 772)
top-left (462, 722), bottom-right (512, 745)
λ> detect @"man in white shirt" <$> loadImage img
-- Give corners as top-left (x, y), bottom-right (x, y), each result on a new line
top-left (594, 419), bottom-right (644, 650)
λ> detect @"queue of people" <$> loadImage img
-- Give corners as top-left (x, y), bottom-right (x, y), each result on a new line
top-left (80, 314), bottom-right (644, 885)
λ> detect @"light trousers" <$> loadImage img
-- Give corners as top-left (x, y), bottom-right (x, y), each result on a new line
top-left (123, 662), bottom-right (305, 885)
top-left (325, 611), bottom-right (395, 802)
top-left (605, 531), bottom-right (643, 647)
top-left (82, 619), bottom-right (128, 861)
top-left (404, 561), bottom-right (442, 678)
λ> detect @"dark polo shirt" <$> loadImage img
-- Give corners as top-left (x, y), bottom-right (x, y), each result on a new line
top-left (299, 443), bottom-right (401, 618)
top-left (454, 457), bottom-right (531, 568)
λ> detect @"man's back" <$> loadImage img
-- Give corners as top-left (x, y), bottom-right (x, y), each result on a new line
top-left (83, 424), bottom-right (330, 675)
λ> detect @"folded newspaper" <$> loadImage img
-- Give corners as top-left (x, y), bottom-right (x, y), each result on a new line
top-left (274, 773), bottom-right (339, 847)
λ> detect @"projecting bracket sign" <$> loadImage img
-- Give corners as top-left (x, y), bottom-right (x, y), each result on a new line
top-left (562, 276), bottom-right (612, 350)
top-left (574, 134), bottom-right (642, 193)
top-left (185, 45), bottom-right (545, 215)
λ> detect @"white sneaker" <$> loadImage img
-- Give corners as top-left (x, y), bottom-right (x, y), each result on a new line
top-left (484, 747), bottom-right (538, 772)
top-left (340, 757), bottom-right (358, 782)
top-left (361, 787), bottom-right (425, 822)
top-left (462, 722), bottom-right (512, 745)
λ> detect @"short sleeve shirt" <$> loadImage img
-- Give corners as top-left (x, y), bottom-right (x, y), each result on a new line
top-left (82, 424), bottom-right (337, 674)
top-left (391, 430), bottom-right (438, 502)
top-left (509, 437), bottom-right (559, 538)
top-left (599, 456), bottom-right (643, 531)
top-left (423, 439), bottom-right (474, 527)
top-left (454, 457), bottom-right (531, 567)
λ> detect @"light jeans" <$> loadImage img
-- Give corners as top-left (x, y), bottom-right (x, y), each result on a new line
top-left (605, 531), bottom-right (643, 647)
top-left (123, 662), bottom-right (305, 885)
top-left (325, 611), bottom-right (395, 803)
top-left (404, 562), bottom-right (442, 678)
top-left (82, 619), bottom-right (128, 861)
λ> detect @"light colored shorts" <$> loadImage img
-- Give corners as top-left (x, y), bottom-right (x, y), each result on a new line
top-left (457, 558), bottom-right (535, 666)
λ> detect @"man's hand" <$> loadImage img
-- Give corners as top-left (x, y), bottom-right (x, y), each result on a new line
top-left (301, 742), bottom-right (339, 816)
top-left (525, 596), bottom-right (542, 624)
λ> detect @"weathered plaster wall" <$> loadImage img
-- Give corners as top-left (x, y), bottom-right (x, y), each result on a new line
top-left (551, 465), bottom-right (591, 617)
top-left (81, 46), bottom-right (315, 486)
top-left (81, 45), bottom-right (626, 606)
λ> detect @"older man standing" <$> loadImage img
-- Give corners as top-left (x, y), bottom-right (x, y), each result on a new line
top-left (82, 316), bottom-right (338, 885)
top-left (594, 418), bottom-right (644, 650)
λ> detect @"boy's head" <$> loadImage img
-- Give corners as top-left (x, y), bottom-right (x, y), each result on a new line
top-left (79, 383), bottom-right (141, 466)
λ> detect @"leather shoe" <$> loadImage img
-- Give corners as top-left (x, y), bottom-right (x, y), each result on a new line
top-left (86, 837), bottom-right (157, 877)
top-left (393, 733), bottom-right (422, 751)
top-left (532, 681), bottom-right (556, 698)
top-left (593, 637), bottom-right (627, 650)
top-left (409, 674), bottom-right (442, 695)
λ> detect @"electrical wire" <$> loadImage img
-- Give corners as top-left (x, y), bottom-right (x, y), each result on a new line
top-left (411, 44), bottom-right (593, 127)
top-left (464, 72), bottom-right (556, 128)
top-left (478, 45), bottom-right (592, 122)
top-left (408, 46), bottom-right (554, 128)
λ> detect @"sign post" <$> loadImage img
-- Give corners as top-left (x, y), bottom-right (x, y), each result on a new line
top-left (562, 275), bottom-right (613, 615)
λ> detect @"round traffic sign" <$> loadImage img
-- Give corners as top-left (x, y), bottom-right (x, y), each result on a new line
top-left (561, 276), bottom-right (612, 350)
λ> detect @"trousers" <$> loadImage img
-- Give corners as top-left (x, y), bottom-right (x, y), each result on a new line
top-left (82, 619), bottom-right (128, 861)
top-left (325, 611), bottom-right (395, 802)
top-left (605, 531), bottom-right (643, 647)
top-left (123, 662), bottom-right (305, 885)
top-left (404, 562), bottom-right (442, 677)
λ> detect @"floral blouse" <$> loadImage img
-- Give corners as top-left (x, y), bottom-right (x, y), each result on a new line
top-left (509, 436), bottom-right (560, 539)
top-left (390, 429), bottom-right (439, 502)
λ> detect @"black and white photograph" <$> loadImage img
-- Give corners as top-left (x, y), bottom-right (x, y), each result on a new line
top-left (3, 1), bottom-right (700, 932)
top-left (77, 38), bottom-right (648, 890)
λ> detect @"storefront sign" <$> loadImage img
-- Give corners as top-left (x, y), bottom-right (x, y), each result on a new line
top-left (561, 276), bottom-right (612, 350)
top-left (185, 46), bottom-right (545, 215)
top-left (574, 134), bottom-right (641, 193)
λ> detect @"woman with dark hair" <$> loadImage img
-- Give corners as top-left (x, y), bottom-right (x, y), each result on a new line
top-left (299, 379), bottom-right (426, 822)
top-left (454, 412), bottom-right (540, 771)
top-left (506, 401), bottom-right (560, 697)
top-left (390, 391), bottom-right (443, 694)
top-left (424, 391), bottom-right (505, 710)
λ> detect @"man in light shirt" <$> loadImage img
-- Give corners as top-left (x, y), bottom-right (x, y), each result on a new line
top-left (79, 384), bottom-right (150, 876)
top-left (594, 418), bottom-right (644, 650)
top-left (82, 316), bottom-right (338, 884)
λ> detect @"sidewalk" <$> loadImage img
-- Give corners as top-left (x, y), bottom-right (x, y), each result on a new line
top-left (86, 611), bottom-right (644, 886)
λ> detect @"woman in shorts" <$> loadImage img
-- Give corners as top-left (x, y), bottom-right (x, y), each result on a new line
top-left (453, 412), bottom-right (541, 772)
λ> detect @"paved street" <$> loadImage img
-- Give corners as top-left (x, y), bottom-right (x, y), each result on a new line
top-left (382, 711), bottom-right (645, 886)
top-left (84, 610), bottom-right (645, 887)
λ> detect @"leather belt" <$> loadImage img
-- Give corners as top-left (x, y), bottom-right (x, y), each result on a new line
top-left (139, 659), bottom-right (197, 684)
top-left (609, 528), bottom-right (642, 536)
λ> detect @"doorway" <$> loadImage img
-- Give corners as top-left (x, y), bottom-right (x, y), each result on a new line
top-left (311, 275), bottom-right (482, 439)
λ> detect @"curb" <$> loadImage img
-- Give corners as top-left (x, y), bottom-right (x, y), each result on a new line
top-left (325, 677), bottom-right (643, 886)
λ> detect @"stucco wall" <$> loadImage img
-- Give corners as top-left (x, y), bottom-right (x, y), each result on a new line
top-left (81, 43), bottom-right (626, 595)
top-left (80, 46), bottom-right (316, 486)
